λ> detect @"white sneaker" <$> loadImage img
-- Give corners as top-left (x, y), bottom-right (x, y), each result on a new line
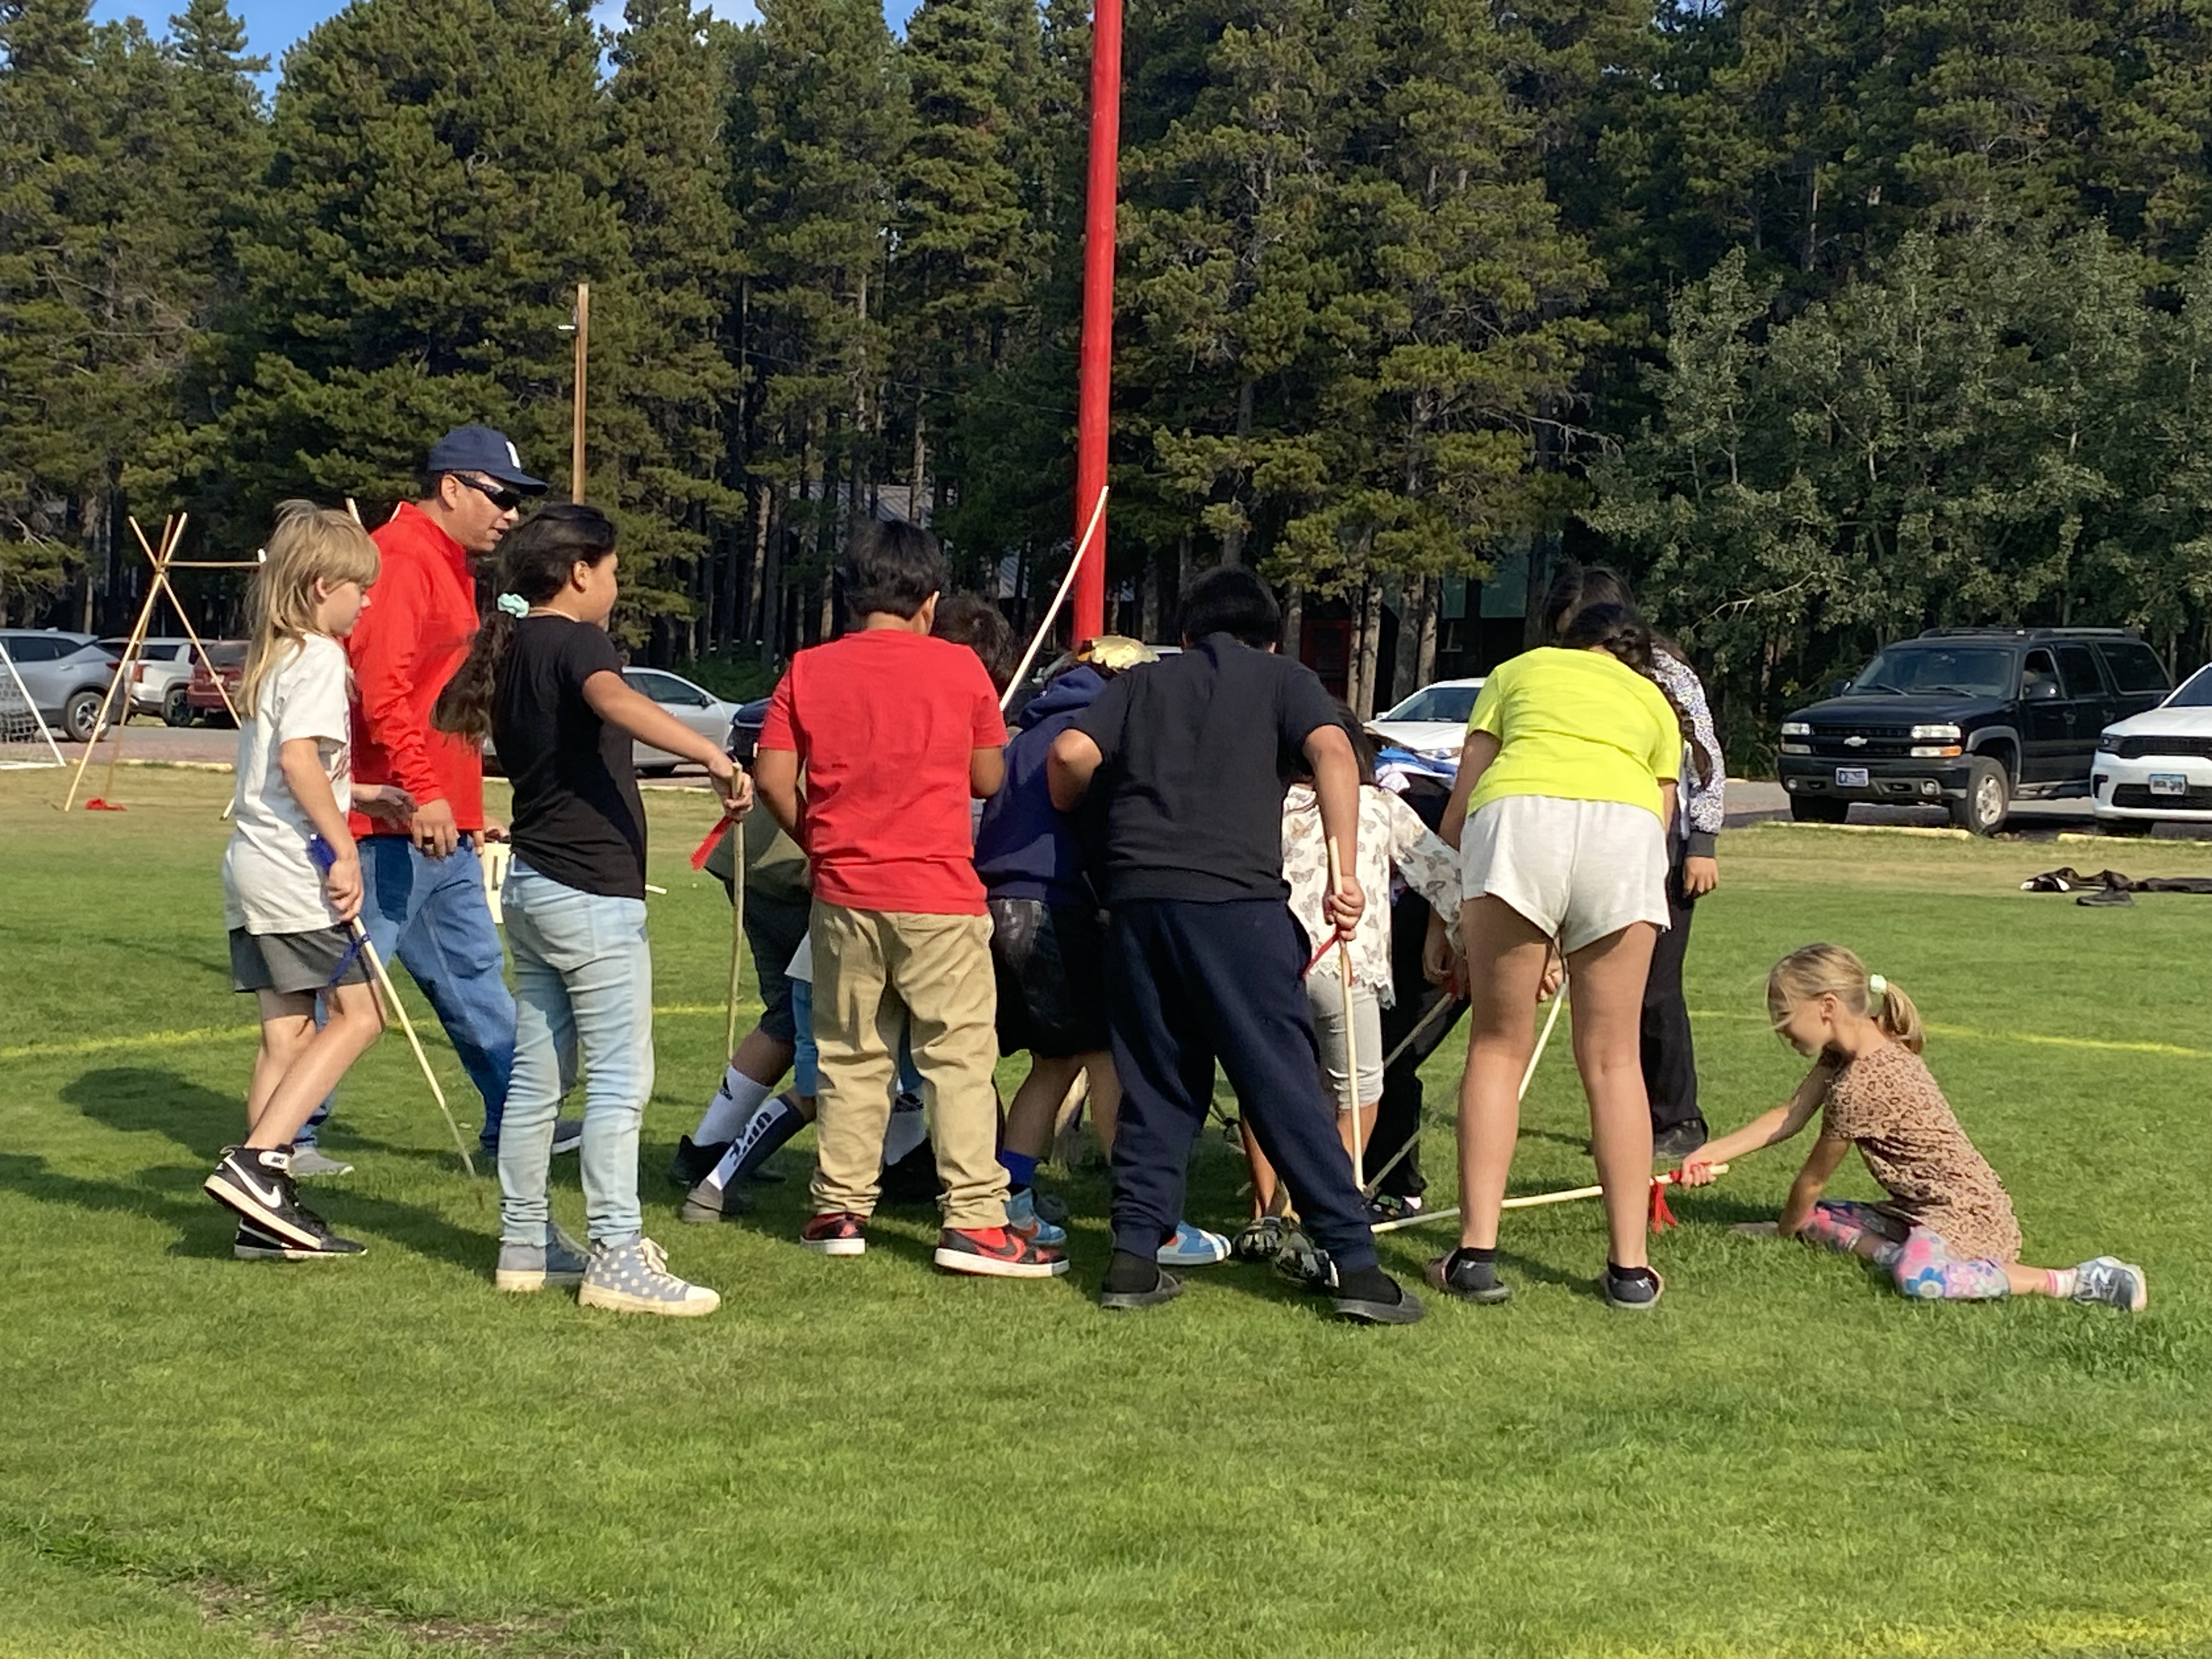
top-left (577, 1237), bottom-right (719, 1317)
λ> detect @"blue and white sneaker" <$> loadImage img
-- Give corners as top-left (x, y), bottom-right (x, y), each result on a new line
top-left (2072, 1256), bottom-right (2148, 1312)
top-left (1156, 1220), bottom-right (1231, 1268)
top-left (1006, 1187), bottom-right (1067, 1249)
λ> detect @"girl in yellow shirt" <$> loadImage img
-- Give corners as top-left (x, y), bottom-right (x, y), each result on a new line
top-left (1435, 602), bottom-right (1713, 1310)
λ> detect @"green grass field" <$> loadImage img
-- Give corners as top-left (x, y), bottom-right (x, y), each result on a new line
top-left (3, 768), bottom-right (2209, 1658)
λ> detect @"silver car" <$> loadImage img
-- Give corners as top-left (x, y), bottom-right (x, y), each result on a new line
top-left (97, 637), bottom-right (200, 726)
top-left (0, 630), bottom-right (123, 742)
top-left (622, 668), bottom-right (740, 775)
top-left (482, 666), bottom-right (738, 777)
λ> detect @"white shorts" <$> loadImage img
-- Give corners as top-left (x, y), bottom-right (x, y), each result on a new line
top-left (1305, 976), bottom-right (1384, 1108)
top-left (1459, 795), bottom-right (1670, 955)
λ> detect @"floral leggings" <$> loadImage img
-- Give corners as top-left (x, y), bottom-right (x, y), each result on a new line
top-left (1801, 1200), bottom-right (2012, 1300)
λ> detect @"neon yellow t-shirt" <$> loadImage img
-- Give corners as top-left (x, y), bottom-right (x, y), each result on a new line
top-left (1465, 647), bottom-right (1682, 820)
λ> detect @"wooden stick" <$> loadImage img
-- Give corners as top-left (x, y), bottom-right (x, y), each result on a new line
top-left (1325, 836), bottom-right (1363, 1187)
top-left (1361, 979), bottom-right (1564, 1201)
top-left (1370, 1163), bottom-right (1728, 1235)
top-left (355, 924), bottom-right (478, 1178)
top-left (61, 514), bottom-right (174, 810)
top-left (1001, 486), bottom-right (1109, 713)
top-left (129, 512), bottom-right (241, 728)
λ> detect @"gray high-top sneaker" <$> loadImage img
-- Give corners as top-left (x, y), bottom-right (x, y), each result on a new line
top-left (494, 1222), bottom-right (590, 1293)
top-left (577, 1236), bottom-right (720, 1317)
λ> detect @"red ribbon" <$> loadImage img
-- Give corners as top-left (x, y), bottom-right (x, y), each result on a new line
top-left (689, 812), bottom-right (736, 871)
top-left (1647, 1178), bottom-right (1679, 1232)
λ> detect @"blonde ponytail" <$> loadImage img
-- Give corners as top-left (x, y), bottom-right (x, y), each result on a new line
top-left (1767, 943), bottom-right (1924, 1054)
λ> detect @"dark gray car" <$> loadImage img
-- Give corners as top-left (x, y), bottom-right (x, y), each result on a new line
top-left (0, 630), bottom-right (123, 742)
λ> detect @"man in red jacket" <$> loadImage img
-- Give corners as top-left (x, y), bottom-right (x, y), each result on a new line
top-left (296, 426), bottom-right (572, 1169)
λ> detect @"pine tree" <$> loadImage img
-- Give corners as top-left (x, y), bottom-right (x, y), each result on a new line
top-left (1120, 0), bottom-right (1361, 567)
top-left (220, 0), bottom-right (628, 535)
top-left (891, 0), bottom-right (1046, 580)
top-left (731, 0), bottom-right (908, 649)
top-left (606, 0), bottom-right (744, 653)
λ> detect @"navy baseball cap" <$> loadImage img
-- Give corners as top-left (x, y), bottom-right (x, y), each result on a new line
top-left (425, 425), bottom-right (546, 492)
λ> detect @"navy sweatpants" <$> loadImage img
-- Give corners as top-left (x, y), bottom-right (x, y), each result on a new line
top-left (1105, 898), bottom-right (1378, 1273)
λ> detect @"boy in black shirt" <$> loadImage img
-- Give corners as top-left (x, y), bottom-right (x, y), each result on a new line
top-left (1047, 568), bottom-right (1423, 1323)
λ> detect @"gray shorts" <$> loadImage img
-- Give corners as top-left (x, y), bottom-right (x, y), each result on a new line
top-left (229, 924), bottom-right (368, 995)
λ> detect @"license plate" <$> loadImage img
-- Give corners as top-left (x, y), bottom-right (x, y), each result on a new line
top-left (1835, 767), bottom-right (1870, 789)
top-left (2150, 773), bottom-right (2189, 797)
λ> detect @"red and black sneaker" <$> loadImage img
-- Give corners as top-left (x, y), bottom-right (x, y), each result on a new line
top-left (798, 1211), bottom-right (868, 1256)
top-left (934, 1225), bottom-right (1069, 1279)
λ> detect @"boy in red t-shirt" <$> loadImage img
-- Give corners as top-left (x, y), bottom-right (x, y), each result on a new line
top-left (753, 522), bottom-right (1065, 1280)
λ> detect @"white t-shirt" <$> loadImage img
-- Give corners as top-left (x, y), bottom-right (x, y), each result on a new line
top-left (222, 634), bottom-right (353, 935)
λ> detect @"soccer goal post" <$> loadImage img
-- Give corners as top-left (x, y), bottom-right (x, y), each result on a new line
top-left (0, 640), bottom-right (65, 770)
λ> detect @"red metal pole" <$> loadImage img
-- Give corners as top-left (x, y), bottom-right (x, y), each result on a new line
top-left (1072, 0), bottom-right (1122, 644)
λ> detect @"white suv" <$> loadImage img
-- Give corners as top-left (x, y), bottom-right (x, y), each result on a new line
top-left (2093, 664), bottom-right (2212, 834)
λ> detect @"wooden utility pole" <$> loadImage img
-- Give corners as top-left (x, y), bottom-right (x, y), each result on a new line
top-left (570, 282), bottom-right (590, 504)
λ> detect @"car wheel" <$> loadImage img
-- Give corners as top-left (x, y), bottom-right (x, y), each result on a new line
top-left (1790, 797), bottom-right (1849, 824)
top-left (2101, 817), bottom-right (2154, 837)
top-left (1948, 758), bottom-right (2010, 835)
top-left (63, 688), bottom-right (104, 743)
top-left (161, 685), bottom-right (192, 726)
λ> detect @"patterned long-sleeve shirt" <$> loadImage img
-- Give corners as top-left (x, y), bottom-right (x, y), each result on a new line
top-left (1652, 647), bottom-right (1724, 857)
top-left (1282, 783), bottom-right (1463, 1006)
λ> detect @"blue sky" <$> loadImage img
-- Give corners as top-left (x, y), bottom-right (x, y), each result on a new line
top-left (90, 0), bottom-right (920, 68)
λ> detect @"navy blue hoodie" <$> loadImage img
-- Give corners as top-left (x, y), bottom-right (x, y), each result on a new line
top-left (974, 665), bottom-right (1107, 905)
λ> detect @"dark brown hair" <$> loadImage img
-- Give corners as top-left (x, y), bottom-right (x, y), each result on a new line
top-left (1559, 602), bottom-right (1716, 785)
top-left (931, 592), bottom-right (1015, 693)
top-left (432, 504), bottom-right (617, 741)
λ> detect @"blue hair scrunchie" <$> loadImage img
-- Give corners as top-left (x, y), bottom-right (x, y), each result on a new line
top-left (496, 592), bottom-right (529, 619)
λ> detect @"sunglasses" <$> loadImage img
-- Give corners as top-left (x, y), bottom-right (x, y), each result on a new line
top-left (455, 474), bottom-right (526, 513)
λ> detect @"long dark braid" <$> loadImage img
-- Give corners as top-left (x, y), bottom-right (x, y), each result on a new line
top-left (1558, 602), bottom-right (1716, 786)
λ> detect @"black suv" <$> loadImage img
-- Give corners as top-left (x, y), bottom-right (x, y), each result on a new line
top-left (1777, 628), bottom-right (2172, 834)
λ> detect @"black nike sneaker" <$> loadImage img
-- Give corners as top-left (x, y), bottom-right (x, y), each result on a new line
top-left (205, 1145), bottom-right (343, 1252)
top-left (234, 1218), bottom-right (365, 1261)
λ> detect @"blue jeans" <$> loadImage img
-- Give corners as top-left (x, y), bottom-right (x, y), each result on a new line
top-left (499, 860), bottom-right (652, 1248)
top-left (790, 976), bottom-right (922, 1100)
top-left (302, 835), bottom-right (516, 1149)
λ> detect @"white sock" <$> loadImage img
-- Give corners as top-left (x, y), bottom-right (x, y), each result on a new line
top-left (2049, 1267), bottom-right (2079, 1298)
top-left (695, 1067), bottom-right (773, 1144)
top-left (881, 1098), bottom-right (929, 1167)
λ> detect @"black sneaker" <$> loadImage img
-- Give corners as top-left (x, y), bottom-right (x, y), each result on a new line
top-left (668, 1134), bottom-right (732, 1188)
top-left (678, 1173), bottom-right (754, 1225)
top-left (1332, 1265), bottom-right (1425, 1325)
top-left (234, 1218), bottom-right (364, 1261)
top-left (1100, 1254), bottom-right (1184, 1311)
top-left (1602, 1263), bottom-right (1664, 1311)
top-left (205, 1146), bottom-right (333, 1250)
top-left (877, 1137), bottom-right (941, 1206)
top-left (1425, 1249), bottom-right (1511, 1305)
top-left (1651, 1120), bottom-right (1709, 1161)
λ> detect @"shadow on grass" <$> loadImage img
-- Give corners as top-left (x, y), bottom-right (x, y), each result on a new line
top-left (47, 1066), bottom-right (499, 1277)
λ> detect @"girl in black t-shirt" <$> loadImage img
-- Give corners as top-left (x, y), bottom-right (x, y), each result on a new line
top-left (434, 505), bottom-right (749, 1317)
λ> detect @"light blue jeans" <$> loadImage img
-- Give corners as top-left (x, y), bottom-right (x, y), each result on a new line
top-left (499, 859), bottom-right (653, 1248)
top-left (791, 975), bottom-right (922, 1101)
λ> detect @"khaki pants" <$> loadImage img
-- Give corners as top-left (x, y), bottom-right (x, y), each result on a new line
top-left (809, 903), bottom-right (1007, 1229)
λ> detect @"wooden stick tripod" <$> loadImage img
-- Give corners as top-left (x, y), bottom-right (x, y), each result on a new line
top-left (62, 513), bottom-right (256, 812)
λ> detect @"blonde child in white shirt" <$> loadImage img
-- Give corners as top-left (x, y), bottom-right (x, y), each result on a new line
top-left (204, 504), bottom-right (410, 1261)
